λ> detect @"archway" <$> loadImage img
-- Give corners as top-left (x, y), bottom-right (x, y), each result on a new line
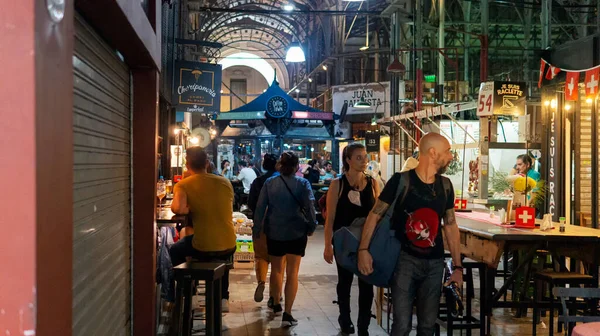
top-left (218, 49), bottom-right (290, 89)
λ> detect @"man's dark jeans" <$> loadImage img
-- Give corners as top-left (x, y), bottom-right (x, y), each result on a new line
top-left (391, 250), bottom-right (444, 336)
top-left (169, 235), bottom-right (235, 300)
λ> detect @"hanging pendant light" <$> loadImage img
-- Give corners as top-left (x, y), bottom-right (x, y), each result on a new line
top-left (387, 56), bottom-right (406, 75)
top-left (360, 1), bottom-right (370, 51)
top-left (354, 96), bottom-right (372, 109)
top-left (285, 41), bottom-right (305, 62)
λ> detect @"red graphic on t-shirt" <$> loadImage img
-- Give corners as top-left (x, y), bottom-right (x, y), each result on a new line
top-left (405, 208), bottom-right (439, 248)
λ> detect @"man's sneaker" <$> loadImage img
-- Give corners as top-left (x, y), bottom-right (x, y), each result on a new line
top-left (282, 312), bottom-right (298, 327)
top-left (254, 282), bottom-right (265, 302)
top-left (271, 303), bottom-right (283, 315)
top-left (267, 297), bottom-right (274, 309)
top-left (221, 299), bottom-right (229, 312)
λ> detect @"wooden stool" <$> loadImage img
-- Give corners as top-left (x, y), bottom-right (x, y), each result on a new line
top-left (436, 260), bottom-right (486, 336)
top-left (532, 271), bottom-right (596, 336)
top-left (172, 262), bottom-right (226, 336)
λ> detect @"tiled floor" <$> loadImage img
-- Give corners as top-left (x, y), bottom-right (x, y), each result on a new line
top-left (164, 226), bottom-right (568, 335)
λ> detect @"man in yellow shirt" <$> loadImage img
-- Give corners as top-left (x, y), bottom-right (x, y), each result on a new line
top-left (170, 147), bottom-right (237, 311)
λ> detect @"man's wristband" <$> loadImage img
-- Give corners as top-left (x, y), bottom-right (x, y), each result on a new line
top-left (358, 248), bottom-right (369, 252)
top-left (452, 265), bottom-right (464, 271)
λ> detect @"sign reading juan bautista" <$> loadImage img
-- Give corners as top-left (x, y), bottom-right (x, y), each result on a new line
top-left (174, 61), bottom-right (222, 113)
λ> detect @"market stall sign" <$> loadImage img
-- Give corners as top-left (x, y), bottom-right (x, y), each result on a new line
top-left (546, 102), bottom-right (563, 221)
top-left (332, 82), bottom-right (400, 117)
top-left (291, 111), bottom-right (334, 120)
top-left (365, 131), bottom-right (380, 153)
top-left (174, 61), bottom-right (222, 113)
top-left (477, 81), bottom-right (526, 117)
top-left (266, 96), bottom-right (288, 118)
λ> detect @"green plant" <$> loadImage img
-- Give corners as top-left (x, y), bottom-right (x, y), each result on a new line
top-left (490, 170), bottom-right (511, 193)
top-left (445, 150), bottom-right (463, 176)
top-left (530, 179), bottom-right (547, 209)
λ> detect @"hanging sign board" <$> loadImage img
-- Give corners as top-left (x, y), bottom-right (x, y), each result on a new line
top-left (365, 132), bottom-right (380, 153)
top-left (332, 82), bottom-right (399, 116)
top-left (174, 61), bottom-right (222, 113)
top-left (477, 81), bottom-right (526, 117)
top-left (546, 103), bottom-right (563, 222)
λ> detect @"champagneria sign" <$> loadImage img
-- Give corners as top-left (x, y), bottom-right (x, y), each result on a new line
top-left (174, 61), bottom-right (222, 113)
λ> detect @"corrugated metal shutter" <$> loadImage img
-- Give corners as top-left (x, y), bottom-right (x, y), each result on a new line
top-left (72, 14), bottom-right (132, 336)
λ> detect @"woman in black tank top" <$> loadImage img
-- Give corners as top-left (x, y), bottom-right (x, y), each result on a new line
top-left (323, 143), bottom-right (380, 336)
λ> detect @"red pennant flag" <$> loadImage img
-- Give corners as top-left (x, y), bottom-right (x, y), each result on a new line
top-left (565, 72), bottom-right (580, 101)
top-left (538, 60), bottom-right (546, 88)
top-left (585, 67), bottom-right (600, 97)
top-left (545, 65), bottom-right (560, 80)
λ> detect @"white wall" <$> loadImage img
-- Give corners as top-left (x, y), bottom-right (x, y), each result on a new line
top-left (221, 66), bottom-right (269, 112)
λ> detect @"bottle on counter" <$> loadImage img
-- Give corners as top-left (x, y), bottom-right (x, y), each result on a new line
top-left (559, 217), bottom-right (566, 232)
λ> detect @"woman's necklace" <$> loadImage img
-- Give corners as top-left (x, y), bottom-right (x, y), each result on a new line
top-left (416, 171), bottom-right (437, 197)
top-left (345, 173), bottom-right (364, 206)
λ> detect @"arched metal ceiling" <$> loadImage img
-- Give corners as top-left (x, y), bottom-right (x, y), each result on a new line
top-left (188, 0), bottom-right (318, 52)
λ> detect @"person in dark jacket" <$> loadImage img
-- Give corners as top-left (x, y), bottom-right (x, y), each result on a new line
top-left (248, 154), bottom-right (280, 306)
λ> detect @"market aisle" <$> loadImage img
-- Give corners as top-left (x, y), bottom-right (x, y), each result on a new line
top-left (207, 226), bottom-right (560, 336)
top-left (222, 225), bottom-right (389, 336)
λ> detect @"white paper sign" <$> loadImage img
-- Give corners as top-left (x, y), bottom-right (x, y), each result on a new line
top-left (171, 145), bottom-right (185, 168)
top-left (477, 81), bottom-right (495, 116)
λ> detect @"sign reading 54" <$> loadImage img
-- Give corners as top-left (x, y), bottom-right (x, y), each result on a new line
top-left (477, 82), bottom-right (494, 117)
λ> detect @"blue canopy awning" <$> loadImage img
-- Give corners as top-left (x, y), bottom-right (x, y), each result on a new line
top-left (218, 77), bottom-right (331, 120)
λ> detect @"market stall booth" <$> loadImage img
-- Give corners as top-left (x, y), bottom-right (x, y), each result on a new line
top-left (216, 77), bottom-right (335, 169)
top-left (538, 35), bottom-right (600, 227)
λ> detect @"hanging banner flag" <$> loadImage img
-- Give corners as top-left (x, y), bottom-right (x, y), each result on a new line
top-left (538, 59), bottom-right (546, 88)
top-left (585, 67), bottom-right (600, 97)
top-left (564, 72), bottom-right (580, 101)
top-left (545, 65), bottom-right (560, 80)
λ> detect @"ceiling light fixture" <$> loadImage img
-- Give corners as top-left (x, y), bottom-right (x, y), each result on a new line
top-left (283, 4), bottom-right (294, 11)
top-left (322, 65), bottom-right (328, 71)
top-left (360, 2), bottom-right (370, 51)
top-left (285, 41), bottom-right (305, 62)
top-left (387, 56), bottom-right (406, 75)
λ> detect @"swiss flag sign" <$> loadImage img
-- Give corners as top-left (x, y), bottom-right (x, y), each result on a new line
top-left (545, 65), bottom-right (560, 80)
top-left (585, 67), bottom-right (600, 97)
top-left (454, 199), bottom-right (467, 210)
top-left (515, 207), bottom-right (536, 228)
top-left (565, 72), bottom-right (580, 101)
top-left (538, 60), bottom-right (546, 88)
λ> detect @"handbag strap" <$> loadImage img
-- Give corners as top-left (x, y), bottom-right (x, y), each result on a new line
top-left (384, 171), bottom-right (411, 220)
top-left (280, 176), bottom-right (304, 209)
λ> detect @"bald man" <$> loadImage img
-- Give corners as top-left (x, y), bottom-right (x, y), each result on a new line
top-left (357, 133), bottom-right (462, 336)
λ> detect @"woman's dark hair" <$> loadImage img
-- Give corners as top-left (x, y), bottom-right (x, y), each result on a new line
top-left (186, 147), bottom-right (209, 171)
top-left (342, 143), bottom-right (366, 172)
top-left (308, 159), bottom-right (317, 166)
top-left (262, 154), bottom-right (278, 171)
top-left (517, 154), bottom-right (533, 167)
top-left (277, 151), bottom-right (299, 176)
top-left (221, 159), bottom-right (230, 170)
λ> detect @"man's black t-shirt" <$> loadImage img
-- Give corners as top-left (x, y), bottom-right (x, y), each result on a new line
top-left (379, 170), bottom-right (455, 259)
